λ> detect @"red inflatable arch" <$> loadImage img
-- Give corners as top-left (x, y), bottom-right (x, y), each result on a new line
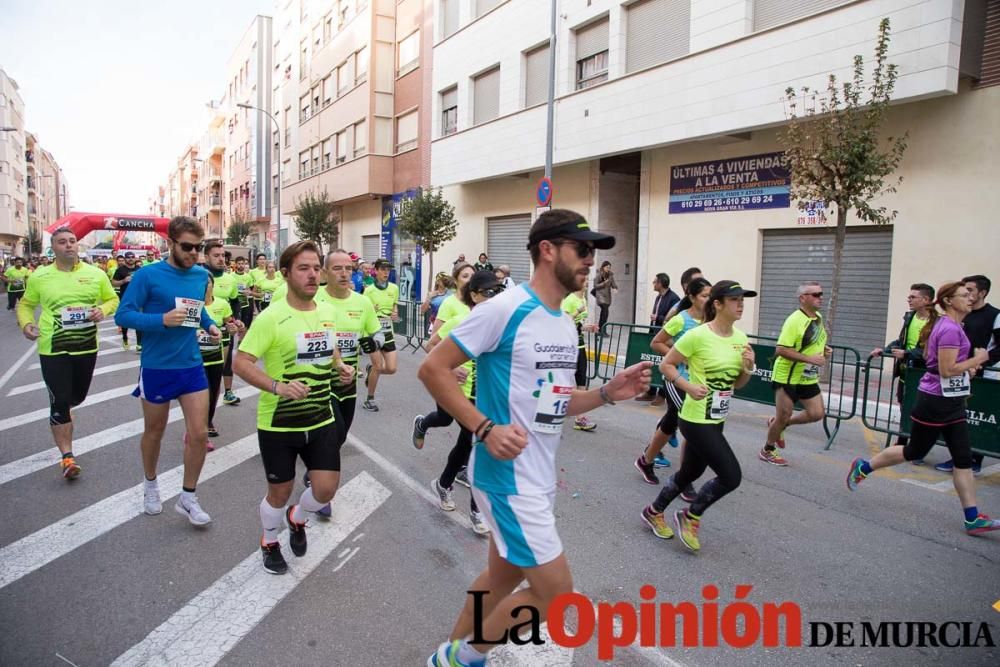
top-left (47, 212), bottom-right (172, 241)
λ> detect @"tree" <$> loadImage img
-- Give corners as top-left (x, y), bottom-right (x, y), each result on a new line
top-left (293, 189), bottom-right (339, 255)
top-left (397, 187), bottom-right (458, 294)
top-left (225, 212), bottom-right (253, 246)
top-left (779, 17), bottom-right (908, 337)
top-left (22, 227), bottom-right (42, 256)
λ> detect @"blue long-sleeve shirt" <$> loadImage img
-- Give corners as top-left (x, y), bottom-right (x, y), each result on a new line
top-left (115, 261), bottom-right (216, 369)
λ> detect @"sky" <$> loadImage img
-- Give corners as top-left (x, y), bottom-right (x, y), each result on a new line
top-left (1, 0), bottom-right (275, 215)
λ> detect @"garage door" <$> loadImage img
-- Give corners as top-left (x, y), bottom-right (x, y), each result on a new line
top-left (361, 234), bottom-right (380, 263)
top-left (758, 227), bottom-right (893, 354)
top-left (487, 215), bottom-right (532, 284)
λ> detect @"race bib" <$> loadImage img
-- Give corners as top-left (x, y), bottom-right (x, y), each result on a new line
top-left (237, 283), bottom-right (248, 295)
top-left (710, 389), bottom-right (733, 420)
top-left (802, 364), bottom-right (819, 380)
top-left (197, 329), bottom-right (217, 352)
top-left (175, 297), bottom-right (204, 328)
top-left (296, 330), bottom-right (333, 363)
top-left (263, 292), bottom-right (272, 303)
top-left (532, 382), bottom-right (573, 434)
top-left (335, 330), bottom-right (359, 356)
top-left (60, 306), bottom-right (94, 329)
top-left (11, 279), bottom-right (24, 291)
top-left (940, 372), bottom-right (970, 398)
top-left (379, 316), bottom-right (393, 333)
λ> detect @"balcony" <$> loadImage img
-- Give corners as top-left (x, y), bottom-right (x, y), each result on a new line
top-left (24, 151), bottom-right (34, 163)
top-left (26, 177), bottom-right (36, 192)
top-left (207, 169), bottom-right (222, 183)
top-left (210, 129), bottom-right (225, 156)
top-left (209, 195), bottom-right (222, 211)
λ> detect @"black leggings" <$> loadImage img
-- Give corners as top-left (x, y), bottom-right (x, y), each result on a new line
top-left (575, 346), bottom-right (588, 388)
top-left (902, 393), bottom-right (974, 468)
top-left (422, 403), bottom-right (454, 430)
top-left (652, 419), bottom-right (742, 516)
top-left (39, 353), bottom-right (97, 425)
top-left (598, 304), bottom-right (610, 329)
top-left (239, 302), bottom-right (253, 329)
top-left (222, 338), bottom-right (234, 378)
top-left (8, 290), bottom-right (24, 310)
top-left (205, 362), bottom-right (224, 425)
top-left (657, 384), bottom-right (687, 436)
top-left (332, 395), bottom-right (357, 447)
top-left (438, 398), bottom-right (478, 512)
top-left (122, 328), bottom-right (142, 346)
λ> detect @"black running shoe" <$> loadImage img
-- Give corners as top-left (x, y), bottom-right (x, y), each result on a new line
top-left (207, 424), bottom-right (219, 438)
top-left (634, 454), bottom-right (659, 485)
top-left (286, 506), bottom-right (307, 557)
top-left (261, 541), bottom-right (288, 574)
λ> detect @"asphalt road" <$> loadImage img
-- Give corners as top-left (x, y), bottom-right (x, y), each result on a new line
top-left (0, 309), bottom-right (998, 666)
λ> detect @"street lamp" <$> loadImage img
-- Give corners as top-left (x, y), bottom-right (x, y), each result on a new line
top-left (237, 102), bottom-right (281, 257)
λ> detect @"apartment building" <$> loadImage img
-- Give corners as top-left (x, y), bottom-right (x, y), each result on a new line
top-left (279, 0), bottom-right (433, 299)
top-left (0, 69), bottom-right (28, 260)
top-left (430, 0), bottom-right (1000, 350)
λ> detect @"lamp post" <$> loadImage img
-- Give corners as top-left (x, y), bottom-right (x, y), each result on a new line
top-left (237, 102), bottom-right (281, 257)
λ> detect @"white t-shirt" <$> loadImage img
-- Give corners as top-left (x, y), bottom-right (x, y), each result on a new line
top-left (450, 284), bottom-right (577, 495)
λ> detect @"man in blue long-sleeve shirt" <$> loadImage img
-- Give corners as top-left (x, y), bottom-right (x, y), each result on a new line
top-left (116, 217), bottom-right (222, 527)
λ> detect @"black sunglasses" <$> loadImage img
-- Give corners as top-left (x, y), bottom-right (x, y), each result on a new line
top-left (803, 292), bottom-right (824, 298)
top-left (171, 239), bottom-right (205, 253)
top-left (477, 285), bottom-right (505, 298)
top-left (550, 239), bottom-right (595, 259)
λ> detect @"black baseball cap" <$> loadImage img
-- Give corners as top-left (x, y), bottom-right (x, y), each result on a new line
top-left (374, 258), bottom-right (393, 270)
top-left (527, 209), bottom-right (615, 250)
top-left (713, 280), bottom-right (758, 298)
top-left (124, 252), bottom-right (136, 259)
top-left (469, 270), bottom-right (502, 293)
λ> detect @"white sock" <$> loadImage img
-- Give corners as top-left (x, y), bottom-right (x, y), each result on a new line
top-left (180, 490), bottom-right (196, 504)
top-left (259, 498), bottom-right (285, 543)
top-left (143, 477), bottom-right (158, 489)
top-left (456, 640), bottom-right (485, 663)
top-left (292, 487), bottom-right (325, 523)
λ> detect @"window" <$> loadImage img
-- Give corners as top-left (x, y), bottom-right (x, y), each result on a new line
top-left (753, 0), bottom-right (849, 32)
top-left (244, 141), bottom-right (251, 168)
top-left (395, 110), bottom-right (418, 152)
top-left (397, 31), bottom-right (419, 75)
top-left (300, 94), bottom-right (310, 122)
top-left (355, 46), bottom-right (369, 84)
top-left (440, 87), bottom-right (458, 136)
top-left (353, 120), bottom-right (366, 157)
top-left (282, 158), bottom-right (291, 184)
top-left (476, 0), bottom-right (502, 18)
top-left (575, 17), bottom-right (609, 90)
top-left (324, 13), bottom-right (333, 42)
top-left (322, 138), bottom-right (332, 169)
top-left (336, 130), bottom-right (348, 164)
top-left (338, 58), bottom-right (355, 94)
top-left (322, 76), bottom-right (333, 106)
top-left (300, 39), bottom-right (308, 79)
top-left (523, 44), bottom-right (550, 108)
top-left (442, 0), bottom-right (459, 38)
top-left (311, 145), bottom-right (320, 174)
top-left (338, 0), bottom-right (351, 28)
top-left (625, 0), bottom-right (690, 73)
top-left (473, 66), bottom-right (500, 125)
top-left (312, 23), bottom-right (322, 48)
top-left (284, 106), bottom-right (292, 146)
top-left (299, 151), bottom-right (309, 178)
top-left (312, 84), bottom-right (321, 110)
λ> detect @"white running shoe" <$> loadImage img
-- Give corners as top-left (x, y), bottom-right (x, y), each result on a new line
top-left (431, 478), bottom-right (456, 511)
top-left (175, 494), bottom-right (212, 526)
top-left (143, 482), bottom-right (162, 515)
top-left (470, 510), bottom-right (490, 535)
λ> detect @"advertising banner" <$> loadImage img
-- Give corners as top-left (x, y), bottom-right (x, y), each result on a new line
top-left (669, 151), bottom-right (790, 214)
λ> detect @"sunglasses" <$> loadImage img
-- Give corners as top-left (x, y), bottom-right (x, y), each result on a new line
top-left (551, 239), bottom-right (595, 259)
top-left (804, 292), bottom-right (824, 298)
top-left (477, 285), bottom-right (505, 298)
top-left (172, 239), bottom-right (205, 253)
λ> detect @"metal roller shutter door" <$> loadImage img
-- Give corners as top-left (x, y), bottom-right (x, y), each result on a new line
top-left (362, 234), bottom-right (380, 262)
top-left (487, 215), bottom-right (532, 284)
top-left (752, 0), bottom-right (850, 33)
top-left (758, 227), bottom-right (893, 354)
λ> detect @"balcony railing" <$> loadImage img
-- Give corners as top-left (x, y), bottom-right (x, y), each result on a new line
top-left (210, 195), bottom-right (222, 206)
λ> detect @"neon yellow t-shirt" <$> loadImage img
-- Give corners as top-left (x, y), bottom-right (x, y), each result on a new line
top-left (254, 274), bottom-right (284, 305)
top-left (4, 266), bottom-right (30, 292)
top-left (16, 262), bottom-right (119, 356)
top-left (213, 271), bottom-right (239, 302)
top-left (674, 324), bottom-right (748, 425)
top-left (561, 293), bottom-right (588, 348)
top-left (271, 280), bottom-right (288, 302)
top-left (250, 267), bottom-right (267, 289)
top-left (772, 309), bottom-right (828, 385)
top-left (440, 310), bottom-right (476, 399)
top-left (436, 294), bottom-right (470, 328)
top-left (364, 282), bottom-right (399, 334)
top-left (315, 288), bottom-right (381, 399)
top-left (905, 314), bottom-right (928, 350)
top-left (233, 271), bottom-right (252, 308)
top-left (200, 298), bottom-right (233, 365)
top-left (238, 299), bottom-right (338, 432)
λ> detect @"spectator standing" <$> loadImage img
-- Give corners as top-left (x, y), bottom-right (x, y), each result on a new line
top-left (593, 260), bottom-right (618, 328)
top-left (474, 253), bottom-right (494, 273)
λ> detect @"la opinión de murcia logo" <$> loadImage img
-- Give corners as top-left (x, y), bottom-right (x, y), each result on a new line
top-left (466, 585), bottom-right (996, 661)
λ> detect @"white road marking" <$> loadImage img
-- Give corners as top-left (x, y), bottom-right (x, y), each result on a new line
top-left (901, 463), bottom-right (1000, 492)
top-left (332, 546), bottom-right (361, 572)
top-left (0, 342), bottom-right (37, 391)
top-left (0, 385), bottom-right (134, 433)
top-left (0, 433), bottom-right (261, 590)
top-left (7, 359), bottom-right (141, 396)
top-left (0, 386), bottom-right (260, 486)
top-left (29, 344), bottom-right (128, 369)
top-left (110, 472), bottom-right (390, 667)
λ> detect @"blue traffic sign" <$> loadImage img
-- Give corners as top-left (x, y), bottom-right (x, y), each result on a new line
top-left (536, 177), bottom-right (553, 207)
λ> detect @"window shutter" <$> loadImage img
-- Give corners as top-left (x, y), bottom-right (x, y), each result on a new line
top-left (625, 0), bottom-right (690, 73)
top-left (473, 66), bottom-right (500, 125)
top-left (443, 0), bottom-right (460, 37)
top-left (476, 0), bottom-right (502, 18)
top-left (524, 44), bottom-right (550, 107)
top-left (752, 0), bottom-right (849, 32)
top-left (576, 17), bottom-right (609, 60)
top-left (397, 110), bottom-right (418, 147)
top-left (441, 86), bottom-right (457, 110)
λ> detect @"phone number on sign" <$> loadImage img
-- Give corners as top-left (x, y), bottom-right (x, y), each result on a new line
top-left (680, 195), bottom-right (774, 209)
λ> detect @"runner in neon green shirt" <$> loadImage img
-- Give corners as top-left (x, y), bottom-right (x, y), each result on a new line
top-left (562, 288), bottom-right (599, 432)
top-left (425, 262), bottom-right (474, 348)
top-left (762, 281), bottom-right (832, 465)
top-left (250, 252), bottom-right (268, 313)
top-left (201, 273), bottom-right (241, 445)
top-left (16, 229), bottom-right (119, 480)
top-left (4, 258), bottom-right (31, 310)
top-left (361, 258), bottom-right (399, 411)
top-left (234, 241), bottom-right (355, 575)
top-left (643, 280), bottom-right (756, 552)
top-left (250, 261), bottom-right (284, 311)
top-left (233, 256), bottom-right (253, 329)
top-left (203, 240), bottom-right (245, 408)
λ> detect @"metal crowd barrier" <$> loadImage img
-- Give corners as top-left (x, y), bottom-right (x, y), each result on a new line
top-left (393, 299), bottom-right (430, 353)
top-left (591, 322), bottom-right (861, 449)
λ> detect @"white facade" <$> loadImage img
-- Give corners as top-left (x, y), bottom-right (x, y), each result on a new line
top-left (0, 69), bottom-right (28, 258)
top-left (431, 0), bottom-right (966, 185)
